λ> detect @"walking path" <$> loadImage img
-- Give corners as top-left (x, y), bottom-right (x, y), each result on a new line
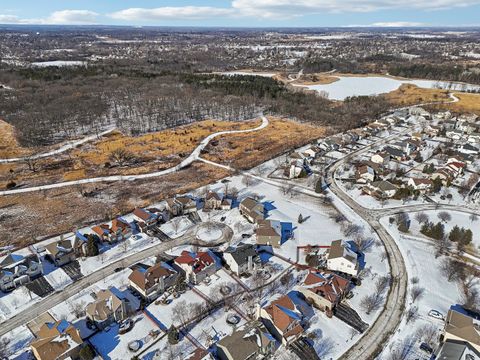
top-left (0, 127), bottom-right (116, 164)
top-left (0, 116), bottom-right (268, 196)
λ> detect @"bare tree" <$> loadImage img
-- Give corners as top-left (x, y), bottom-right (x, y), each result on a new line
top-left (414, 212), bottom-right (429, 224)
top-left (375, 275), bottom-right (390, 294)
top-left (172, 300), bottom-right (189, 327)
top-left (410, 286), bottom-right (425, 302)
top-left (470, 213), bottom-right (478, 223)
top-left (355, 236), bottom-right (375, 253)
top-left (388, 336), bottom-right (416, 360)
top-left (440, 258), bottom-right (465, 282)
top-left (405, 306), bottom-right (419, 324)
top-left (415, 323), bottom-right (438, 344)
top-left (242, 175), bottom-right (252, 187)
top-left (360, 294), bottom-right (383, 314)
top-left (437, 211), bottom-right (452, 223)
top-left (343, 223), bottom-right (363, 238)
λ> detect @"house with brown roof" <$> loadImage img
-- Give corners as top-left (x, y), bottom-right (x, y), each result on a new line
top-left (298, 271), bottom-right (350, 316)
top-left (407, 177), bottom-right (432, 192)
top-left (128, 261), bottom-right (179, 300)
top-left (30, 320), bottom-right (84, 360)
top-left (441, 309), bottom-right (480, 353)
top-left (174, 250), bottom-right (220, 285)
top-left (326, 240), bottom-right (359, 276)
top-left (133, 208), bottom-right (159, 227)
top-left (216, 321), bottom-right (276, 360)
top-left (239, 197), bottom-right (265, 223)
top-left (355, 165), bottom-right (375, 184)
top-left (257, 292), bottom-right (306, 346)
top-left (255, 219), bottom-right (282, 248)
top-left (363, 180), bottom-right (398, 199)
top-left (92, 217), bottom-right (132, 244)
top-left (204, 191), bottom-right (223, 210)
top-left (45, 239), bottom-right (76, 267)
top-left (165, 196), bottom-right (197, 216)
top-left (86, 287), bottom-right (130, 329)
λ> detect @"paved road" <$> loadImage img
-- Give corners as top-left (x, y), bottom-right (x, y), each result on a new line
top-left (0, 116), bottom-right (269, 196)
top-left (0, 235), bottom-right (193, 337)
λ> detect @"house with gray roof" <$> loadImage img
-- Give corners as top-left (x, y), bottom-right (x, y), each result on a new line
top-left (0, 253), bottom-right (42, 292)
top-left (223, 243), bottom-right (259, 275)
top-left (239, 197), bottom-right (265, 223)
top-left (216, 321), bottom-right (276, 360)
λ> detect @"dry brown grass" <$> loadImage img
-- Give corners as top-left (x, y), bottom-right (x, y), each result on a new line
top-left (0, 119), bottom-right (36, 158)
top-left (385, 84), bottom-right (450, 106)
top-left (0, 162), bottom-right (231, 248)
top-left (385, 84), bottom-right (480, 115)
top-left (440, 92), bottom-right (480, 115)
top-left (0, 119), bottom-right (260, 188)
top-left (203, 117), bottom-right (326, 169)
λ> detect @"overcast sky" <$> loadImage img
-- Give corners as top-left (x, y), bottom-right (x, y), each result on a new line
top-left (0, 0), bottom-right (479, 27)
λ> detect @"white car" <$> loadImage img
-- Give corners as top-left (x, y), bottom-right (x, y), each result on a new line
top-left (428, 309), bottom-right (444, 320)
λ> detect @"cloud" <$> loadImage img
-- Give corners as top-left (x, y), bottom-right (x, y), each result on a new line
top-left (0, 10), bottom-right (98, 25)
top-left (46, 10), bottom-right (99, 24)
top-left (352, 21), bottom-right (427, 27)
top-left (231, 0), bottom-right (480, 17)
top-left (109, 7), bottom-right (234, 21)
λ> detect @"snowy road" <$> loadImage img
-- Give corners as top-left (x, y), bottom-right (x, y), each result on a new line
top-left (0, 116), bottom-right (268, 196)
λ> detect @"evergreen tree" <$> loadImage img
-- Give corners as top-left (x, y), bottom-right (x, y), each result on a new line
top-left (86, 235), bottom-right (99, 257)
top-left (168, 325), bottom-right (179, 345)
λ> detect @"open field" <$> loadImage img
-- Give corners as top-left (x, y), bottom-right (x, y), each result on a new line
top-left (0, 162), bottom-right (231, 248)
top-left (0, 120), bottom-right (36, 159)
top-left (202, 118), bottom-right (326, 169)
top-left (386, 84), bottom-right (480, 115)
top-left (384, 84), bottom-right (450, 106)
top-left (0, 119), bottom-right (260, 189)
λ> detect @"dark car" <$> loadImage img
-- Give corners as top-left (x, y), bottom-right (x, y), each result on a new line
top-left (242, 233), bottom-right (252, 238)
top-left (420, 342), bottom-right (433, 354)
top-left (114, 267), bottom-right (124, 273)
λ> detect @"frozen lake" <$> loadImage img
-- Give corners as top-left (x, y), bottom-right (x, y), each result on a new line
top-left (31, 60), bottom-right (86, 67)
top-left (294, 75), bottom-right (480, 100)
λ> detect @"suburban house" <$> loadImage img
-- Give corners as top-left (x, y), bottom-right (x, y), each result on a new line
top-left (133, 207), bottom-right (159, 227)
top-left (370, 152), bottom-right (390, 166)
top-left (440, 309), bottom-right (480, 353)
top-left (298, 271), bottom-right (350, 316)
top-left (468, 133), bottom-right (480, 144)
top-left (384, 146), bottom-right (406, 161)
top-left (326, 240), bottom-right (359, 277)
top-left (45, 239), bottom-right (76, 267)
top-left (285, 159), bottom-right (306, 179)
top-left (216, 321), bottom-right (276, 360)
top-left (431, 168), bottom-right (455, 184)
top-left (446, 130), bottom-right (464, 141)
top-left (165, 196), bottom-right (197, 216)
top-left (458, 143), bottom-right (479, 156)
top-left (223, 243), bottom-right (259, 275)
top-left (363, 180), bottom-right (398, 199)
top-left (92, 217), bottom-right (132, 243)
top-left (204, 191), bottom-right (223, 210)
top-left (446, 161), bottom-right (466, 177)
top-left (86, 287), bottom-right (130, 329)
top-left (128, 261), bottom-right (179, 300)
top-left (174, 250), bottom-right (220, 285)
top-left (436, 340), bottom-right (480, 360)
top-left (256, 219), bottom-right (282, 248)
top-left (257, 292), bottom-right (306, 346)
top-left (30, 320), bottom-right (84, 360)
top-left (356, 165), bottom-right (375, 184)
top-left (0, 253), bottom-right (42, 292)
top-left (239, 197), bottom-right (265, 223)
top-left (407, 178), bottom-right (433, 192)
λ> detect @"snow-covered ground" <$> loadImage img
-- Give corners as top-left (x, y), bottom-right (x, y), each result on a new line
top-left (378, 216), bottom-right (467, 359)
top-left (160, 216), bottom-right (195, 239)
top-left (30, 60), bottom-right (86, 67)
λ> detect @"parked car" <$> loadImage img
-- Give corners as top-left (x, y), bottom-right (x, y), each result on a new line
top-left (428, 309), bottom-right (444, 320)
top-left (242, 233), bottom-right (252, 238)
top-left (420, 342), bottom-right (433, 354)
top-left (346, 292), bottom-right (354, 299)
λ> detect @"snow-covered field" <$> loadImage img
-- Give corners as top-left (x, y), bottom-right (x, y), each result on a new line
top-left (378, 216), bottom-right (467, 359)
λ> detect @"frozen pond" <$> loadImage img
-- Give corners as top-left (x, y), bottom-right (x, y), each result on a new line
top-left (31, 60), bottom-right (86, 67)
top-left (294, 76), bottom-right (480, 100)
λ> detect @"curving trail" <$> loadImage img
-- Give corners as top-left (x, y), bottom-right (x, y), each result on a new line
top-left (0, 127), bottom-right (116, 164)
top-left (0, 116), bottom-right (268, 196)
